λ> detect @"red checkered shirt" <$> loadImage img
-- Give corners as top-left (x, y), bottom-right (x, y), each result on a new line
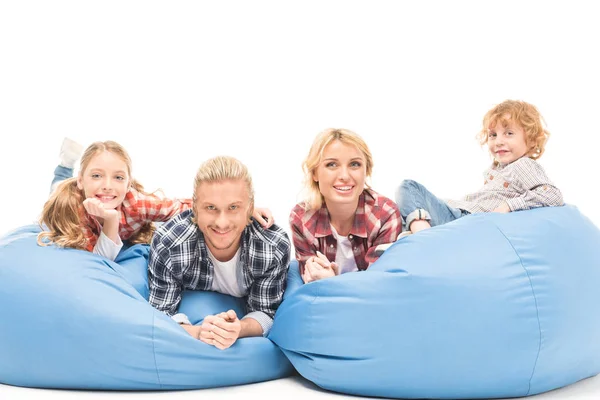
top-left (289, 189), bottom-right (402, 271)
top-left (80, 188), bottom-right (193, 251)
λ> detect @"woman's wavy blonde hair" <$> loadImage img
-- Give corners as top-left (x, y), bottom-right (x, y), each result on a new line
top-left (301, 128), bottom-right (373, 211)
top-left (191, 156), bottom-right (255, 224)
top-left (476, 100), bottom-right (550, 162)
top-left (37, 141), bottom-right (155, 250)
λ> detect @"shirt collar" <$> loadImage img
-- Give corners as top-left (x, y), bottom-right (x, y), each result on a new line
top-left (314, 191), bottom-right (368, 239)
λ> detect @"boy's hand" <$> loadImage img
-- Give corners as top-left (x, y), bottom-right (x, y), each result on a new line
top-left (492, 202), bottom-right (510, 213)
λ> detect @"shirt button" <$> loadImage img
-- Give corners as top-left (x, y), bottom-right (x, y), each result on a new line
top-left (330, 244), bottom-right (334, 248)
top-left (348, 234), bottom-right (353, 239)
top-left (503, 182), bottom-right (509, 188)
top-left (489, 175), bottom-right (494, 180)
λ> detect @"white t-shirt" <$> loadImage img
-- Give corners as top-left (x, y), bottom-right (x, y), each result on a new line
top-left (171, 246), bottom-right (245, 326)
top-left (208, 247), bottom-right (245, 297)
top-left (93, 231), bottom-right (123, 261)
top-left (330, 224), bottom-right (358, 274)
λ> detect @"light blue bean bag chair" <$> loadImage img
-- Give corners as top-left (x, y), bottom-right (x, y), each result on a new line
top-left (0, 225), bottom-right (293, 389)
top-left (270, 205), bottom-right (600, 399)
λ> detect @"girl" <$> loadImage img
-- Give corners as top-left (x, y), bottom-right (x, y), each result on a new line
top-left (38, 139), bottom-right (273, 260)
top-left (396, 100), bottom-right (564, 237)
top-left (289, 128), bottom-right (402, 283)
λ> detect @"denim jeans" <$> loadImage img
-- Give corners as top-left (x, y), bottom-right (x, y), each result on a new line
top-left (50, 165), bottom-right (74, 193)
top-left (395, 179), bottom-right (469, 231)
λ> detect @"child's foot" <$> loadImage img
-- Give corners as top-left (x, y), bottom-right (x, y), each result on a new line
top-left (59, 138), bottom-right (84, 168)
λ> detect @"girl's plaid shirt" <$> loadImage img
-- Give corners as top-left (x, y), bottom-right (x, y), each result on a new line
top-left (80, 188), bottom-right (193, 251)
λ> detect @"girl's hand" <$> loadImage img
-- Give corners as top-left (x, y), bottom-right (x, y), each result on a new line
top-left (253, 207), bottom-right (274, 229)
top-left (83, 198), bottom-right (119, 221)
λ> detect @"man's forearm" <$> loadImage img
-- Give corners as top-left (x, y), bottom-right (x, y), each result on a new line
top-left (239, 317), bottom-right (264, 338)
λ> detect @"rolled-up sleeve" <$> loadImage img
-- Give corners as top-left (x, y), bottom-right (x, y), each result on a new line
top-left (244, 238), bottom-right (291, 336)
top-left (148, 234), bottom-right (183, 317)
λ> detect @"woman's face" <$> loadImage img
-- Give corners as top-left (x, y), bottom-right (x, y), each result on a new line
top-left (313, 140), bottom-right (367, 208)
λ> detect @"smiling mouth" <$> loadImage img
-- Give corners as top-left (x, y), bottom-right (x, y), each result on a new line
top-left (96, 195), bottom-right (116, 202)
top-left (334, 185), bottom-right (354, 192)
top-left (211, 228), bottom-right (232, 236)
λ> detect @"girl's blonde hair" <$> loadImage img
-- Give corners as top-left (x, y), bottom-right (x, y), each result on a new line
top-left (37, 141), bottom-right (155, 250)
top-left (301, 128), bottom-right (373, 211)
top-left (191, 156), bottom-right (254, 223)
top-left (476, 100), bottom-right (550, 161)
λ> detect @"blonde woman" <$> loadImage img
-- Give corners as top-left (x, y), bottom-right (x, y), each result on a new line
top-left (290, 128), bottom-right (402, 283)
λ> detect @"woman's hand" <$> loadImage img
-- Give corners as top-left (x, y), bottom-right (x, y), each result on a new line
top-left (302, 251), bottom-right (338, 283)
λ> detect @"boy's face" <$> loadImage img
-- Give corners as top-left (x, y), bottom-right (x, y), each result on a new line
top-left (487, 115), bottom-right (530, 165)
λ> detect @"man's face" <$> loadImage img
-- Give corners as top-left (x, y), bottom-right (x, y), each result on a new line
top-left (194, 179), bottom-right (251, 262)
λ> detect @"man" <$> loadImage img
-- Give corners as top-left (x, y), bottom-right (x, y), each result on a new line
top-left (148, 156), bottom-right (291, 350)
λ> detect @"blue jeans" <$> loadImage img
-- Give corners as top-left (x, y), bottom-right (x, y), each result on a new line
top-left (50, 165), bottom-right (74, 193)
top-left (395, 179), bottom-right (469, 231)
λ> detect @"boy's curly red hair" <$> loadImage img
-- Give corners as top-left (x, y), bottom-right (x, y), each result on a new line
top-left (477, 100), bottom-right (550, 160)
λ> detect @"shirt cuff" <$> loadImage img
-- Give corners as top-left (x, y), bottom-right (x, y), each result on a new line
top-left (171, 313), bottom-right (191, 325)
top-left (505, 197), bottom-right (527, 212)
top-left (93, 231), bottom-right (123, 261)
top-left (243, 311), bottom-right (273, 337)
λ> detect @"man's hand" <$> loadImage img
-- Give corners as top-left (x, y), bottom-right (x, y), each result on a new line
top-left (83, 198), bottom-right (119, 220)
top-left (253, 207), bottom-right (274, 229)
top-left (180, 323), bottom-right (202, 339)
top-left (492, 202), bottom-right (511, 213)
top-left (199, 310), bottom-right (242, 350)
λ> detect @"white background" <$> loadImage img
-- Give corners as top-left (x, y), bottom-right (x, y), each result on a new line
top-left (1, 1), bottom-right (599, 399)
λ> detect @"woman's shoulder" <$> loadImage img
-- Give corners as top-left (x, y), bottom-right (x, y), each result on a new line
top-left (363, 189), bottom-right (398, 211)
top-left (290, 202), bottom-right (315, 219)
top-left (289, 202), bottom-right (322, 231)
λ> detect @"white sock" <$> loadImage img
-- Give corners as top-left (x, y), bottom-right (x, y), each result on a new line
top-left (59, 138), bottom-right (84, 168)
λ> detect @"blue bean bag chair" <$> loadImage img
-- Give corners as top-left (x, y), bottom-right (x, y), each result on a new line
top-left (0, 225), bottom-right (293, 390)
top-left (270, 205), bottom-right (600, 399)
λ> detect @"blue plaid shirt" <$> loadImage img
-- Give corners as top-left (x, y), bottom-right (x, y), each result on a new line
top-left (148, 209), bottom-right (291, 336)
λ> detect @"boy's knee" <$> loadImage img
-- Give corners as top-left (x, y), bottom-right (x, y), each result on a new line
top-left (396, 179), bottom-right (421, 200)
top-left (399, 179), bottom-right (421, 191)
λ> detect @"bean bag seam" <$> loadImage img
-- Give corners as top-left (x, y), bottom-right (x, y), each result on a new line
top-left (151, 313), bottom-right (163, 388)
top-left (494, 225), bottom-right (542, 396)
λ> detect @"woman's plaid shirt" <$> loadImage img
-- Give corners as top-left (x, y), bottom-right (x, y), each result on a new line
top-left (290, 189), bottom-right (401, 271)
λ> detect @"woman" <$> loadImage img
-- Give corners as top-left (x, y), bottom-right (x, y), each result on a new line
top-left (289, 128), bottom-right (402, 283)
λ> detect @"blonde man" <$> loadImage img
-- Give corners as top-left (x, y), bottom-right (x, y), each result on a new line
top-left (148, 156), bottom-right (291, 349)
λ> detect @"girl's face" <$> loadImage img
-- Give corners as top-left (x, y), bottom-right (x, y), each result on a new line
top-left (487, 116), bottom-right (530, 165)
top-left (313, 140), bottom-right (367, 208)
top-left (77, 151), bottom-right (130, 210)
